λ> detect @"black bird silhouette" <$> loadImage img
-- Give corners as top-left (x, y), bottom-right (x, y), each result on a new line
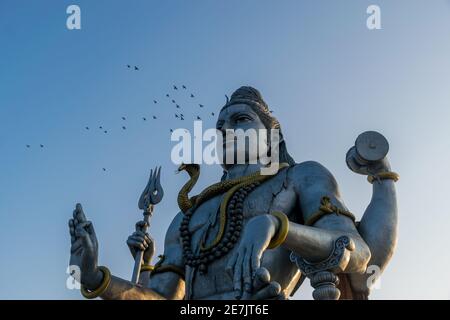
top-left (197, 116), bottom-right (201, 120)
top-left (85, 126), bottom-right (89, 130)
top-left (143, 117), bottom-right (147, 121)
top-left (122, 116), bottom-right (126, 120)
top-left (40, 144), bottom-right (44, 148)
top-left (182, 85), bottom-right (186, 89)
top-left (26, 145), bottom-right (30, 148)
top-left (170, 129), bottom-right (173, 133)
top-left (190, 94), bottom-right (195, 98)
top-left (173, 85), bottom-right (178, 90)
top-left (176, 104), bottom-right (180, 109)
top-left (270, 110), bottom-right (274, 113)
top-left (99, 126), bottom-right (103, 129)
top-left (166, 94), bottom-right (170, 98)
top-left (153, 116), bottom-right (157, 119)
top-left (102, 168), bottom-right (106, 171)
top-left (153, 100), bottom-right (158, 104)
top-left (134, 66), bottom-right (139, 71)
top-left (127, 65), bottom-right (131, 69)
top-left (211, 112), bottom-right (215, 116)
top-left (199, 104), bottom-right (204, 108)
top-left (122, 126), bottom-right (126, 130)
top-left (175, 114), bottom-right (179, 118)
top-left (104, 130), bottom-right (108, 134)
top-left (172, 99), bottom-right (176, 104)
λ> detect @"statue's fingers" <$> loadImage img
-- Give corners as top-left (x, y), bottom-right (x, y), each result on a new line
top-left (133, 235), bottom-right (148, 247)
top-left (71, 239), bottom-right (83, 253)
top-left (134, 230), bottom-right (147, 238)
top-left (75, 222), bottom-right (93, 248)
top-left (128, 238), bottom-right (146, 251)
top-left (143, 234), bottom-right (153, 245)
top-left (73, 203), bottom-right (87, 223)
top-left (253, 267), bottom-right (270, 291)
top-left (225, 251), bottom-right (238, 280)
top-left (251, 246), bottom-right (263, 279)
top-left (233, 249), bottom-right (245, 299)
top-left (69, 219), bottom-right (76, 243)
top-left (243, 249), bottom-right (252, 294)
top-left (250, 281), bottom-right (281, 300)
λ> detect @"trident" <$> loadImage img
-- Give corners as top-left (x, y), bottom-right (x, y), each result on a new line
top-left (131, 166), bottom-right (164, 284)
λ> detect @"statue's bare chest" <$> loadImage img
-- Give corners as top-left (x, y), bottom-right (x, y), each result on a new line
top-left (183, 170), bottom-right (300, 299)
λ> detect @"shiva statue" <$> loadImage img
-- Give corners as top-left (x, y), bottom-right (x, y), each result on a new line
top-left (68, 86), bottom-right (398, 300)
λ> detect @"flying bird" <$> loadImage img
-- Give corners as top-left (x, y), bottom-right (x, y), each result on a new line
top-left (85, 127), bottom-right (89, 130)
top-left (190, 94), bottom-right (195, 98)
top-left (175, 114), bottom-right (179, 118)
top-left (40, 144), bottom-right (44, 148)
top-left (182, 85), bottom-right (186, 89)
top-left (102, 168), bottom-right (106, 171)
top-left (173, 85), bottom-right (178, 90)
top-left (26, 145), bottom-right (30, 148)
top-left (142, 117), bottom-right (147, 121)
top-left (211, 112), bottom-right (215, 116)
top-left (166, 94), bottom-right (170, 98)
top-left (122, 126), bottom-right (126, 130)
top-left (104, 130), bottom-right (108, 134)
top-left (176, 104), bottom-right (180, 109)
top-left (122, 116), bottom-right (126, 120)
top-left (153, 100), bottom-right (158, 104)
top-left (127, 65), bottom-right (131, 69)
top-left (134, 66), bottom-right (139, 71)
top-left (197, 116), bottom-right (201, 120)
top-left (199, 104), bottom-right (204, 108)
top-left (99, 126), bottom-right (103, 129)
top-left (170, 129), bottom-right (173, 133)
top-left (172, 99), bottom-right (176, 104)
top-left (153, 116), bottom-right (157, 119)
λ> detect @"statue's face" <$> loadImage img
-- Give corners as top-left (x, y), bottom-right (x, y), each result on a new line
top-left (216, 103), bottom-right (269, 168)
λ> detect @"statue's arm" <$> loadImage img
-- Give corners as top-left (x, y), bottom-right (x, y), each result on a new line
top-left (100, 213), bottom-right (185, 300)
top-left (283, 161), bottom-right (371, 273)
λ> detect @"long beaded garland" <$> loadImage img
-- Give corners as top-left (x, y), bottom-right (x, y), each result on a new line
top-left (180, 182), bottom-right (261, 274)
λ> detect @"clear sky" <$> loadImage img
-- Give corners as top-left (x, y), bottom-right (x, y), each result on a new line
top-left (1, 0), bottom-right (450, 299)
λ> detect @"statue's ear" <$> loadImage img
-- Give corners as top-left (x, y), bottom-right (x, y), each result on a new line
top-left (267, 129), bottom-right (284, 158)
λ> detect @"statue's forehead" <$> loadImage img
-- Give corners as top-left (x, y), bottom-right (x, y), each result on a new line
top-left (218, 103), bottom-right (257, 120)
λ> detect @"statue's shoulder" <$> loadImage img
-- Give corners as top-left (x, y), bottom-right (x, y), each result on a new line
top-left (287, 161), bottom-right (338, 188)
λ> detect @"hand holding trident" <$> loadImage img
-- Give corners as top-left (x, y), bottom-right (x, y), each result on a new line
top-left (131, 166), bottom-right (164, 284)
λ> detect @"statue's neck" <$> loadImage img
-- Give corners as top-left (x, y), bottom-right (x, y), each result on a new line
top-left (225, 164), bottom-right (265, 180)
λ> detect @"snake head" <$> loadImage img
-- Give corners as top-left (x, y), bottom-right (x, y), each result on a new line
top-left (176, 163), bottom-right (200, 174)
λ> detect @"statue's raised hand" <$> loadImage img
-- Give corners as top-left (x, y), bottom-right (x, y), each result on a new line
top-left (127, 220), bottom-right (155, 265)
top-left (68, 203), bottom-right (103, 290)
top-left (346, 146), bottom-right (391, 176)
top-left (346, 131), bottom-right (393, 176)
top-left (226, 214), bottom-right (279, 299)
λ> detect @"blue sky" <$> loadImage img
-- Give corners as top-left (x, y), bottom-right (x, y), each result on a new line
top-left (1, 0), bottom-right (450, 299)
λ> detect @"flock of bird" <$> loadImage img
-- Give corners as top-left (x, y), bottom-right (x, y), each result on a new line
top-left (25, 64), bottom-right (218, 172)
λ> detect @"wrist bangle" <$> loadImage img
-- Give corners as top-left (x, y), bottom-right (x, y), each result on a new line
top-left (268, 211), bottom-right (289, 249)
top-left (367, 171), bottom-right (399, 184)
top-left (80, 266), bottom-right (111, 299)
top-left (140, 265), bottom-right (154, 273)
